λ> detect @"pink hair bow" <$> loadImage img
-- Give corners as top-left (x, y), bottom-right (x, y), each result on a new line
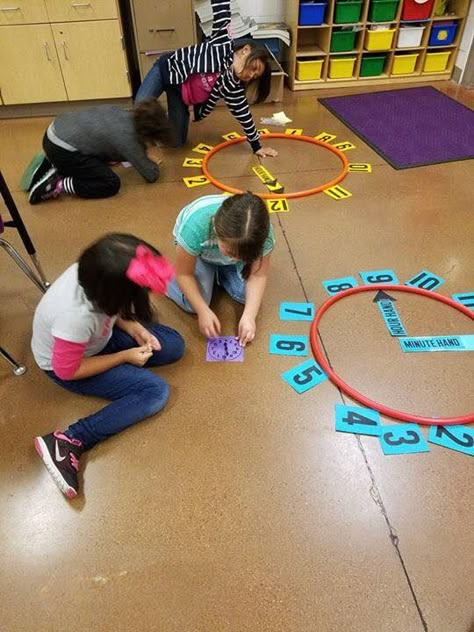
top-left (126, 245), bottom-right (175, 294)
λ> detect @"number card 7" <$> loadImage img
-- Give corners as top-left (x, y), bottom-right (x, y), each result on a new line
top-left (279, 302), bottom-right (315, 321)
top-left (281, 359), bottom-right (328, 394)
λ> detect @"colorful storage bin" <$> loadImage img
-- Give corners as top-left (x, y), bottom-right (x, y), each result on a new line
top-left (360, 54), bottom-right (387, 75)
top-left (296, 58), bottom-right (324, 80)
top-left (397, 24), bottom-right (425, 47)
top-left (334, 1), bottom-right (363, 24)
top-left (328, 56), bottom-right (356, 78)
top-left (330, 28), bottom-right (357, 51)
top-left (401, 0), bottom-right (434, 21)
top-left (429, 22), bottom-right (457, 45)
top-left (423, 50), bottom-right (451, 72)
top-left (365, 28), bottom-right (396, 50)
top-left (299, 2), bottom-right (327, 25)
top-left (392, 52), bottom-right (419, 73)
top-left (368, 0), bottom-right (399, 22)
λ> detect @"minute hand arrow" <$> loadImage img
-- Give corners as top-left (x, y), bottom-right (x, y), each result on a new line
top-left (373, 290), bottom-right (407, 337)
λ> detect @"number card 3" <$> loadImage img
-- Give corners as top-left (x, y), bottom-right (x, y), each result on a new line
top-left (335, 404), bottom-right (381, 437)
top-left (269, 334), bottom-right (308, 357)
top-left (428, 425), bottom-right (474, 457)
top-left (282, 359), bottom-right (328, 394)
top-left (379, 424), bottom-right (430, 455)
top-left (279, 302), bottom-right (315, 321)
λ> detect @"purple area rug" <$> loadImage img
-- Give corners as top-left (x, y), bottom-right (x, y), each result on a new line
top-left (319, 86), bottom-right (474, 169)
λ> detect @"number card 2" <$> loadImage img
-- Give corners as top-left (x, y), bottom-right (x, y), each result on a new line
top-left (222, 131), bottom-right (242, 140)
top-left (183, 175), bottom-right (210, 188)
top-left (281, 359), bottom-right (328, 394)
top-left (379, 424), bottom-right (430, 455)
top-left (269, 334), bottom-right (308, 357)
top-left (428, 425), bottom-right (474, 457)
top-left (279, 302), bottom-right (315, 321)
top-left (323, 277), bottom-right (358, 296)
top-left (335, 404), bottom-right (381, 437)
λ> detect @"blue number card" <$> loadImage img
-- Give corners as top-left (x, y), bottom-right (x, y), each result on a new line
top-left (452, 292), bottom-right (474, 312)
top-left (428, 425), bottom-right (474, 457)
top-left (379, 424), bottom-right (430, 455)
top-left (281, 359), bottom-right (328, 394)
top-left (269, 334), bottom-right (308, 357)
top-left (359, 269), bottom-right (399, 285)
top-left (335, 404), bottom-right (381, 436)
top-left (323, 276), bottom-right (358, 296)
top-left (405, 270), bottom-right (445, 291)
top-left (279, 302), bottom-right (315, 321)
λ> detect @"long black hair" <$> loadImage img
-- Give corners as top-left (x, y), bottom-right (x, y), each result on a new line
top-left (234, 40), bottom-right (272, 103)
top-left (78, 233), bottom-right (158, 321)
top-left (213, 192), bottom-right (270, 280)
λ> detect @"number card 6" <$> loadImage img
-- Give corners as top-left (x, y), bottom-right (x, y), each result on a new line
top-left (269, 334), bottom-right (308, 357)
top-left (282, 359), bottom-right (328, 394)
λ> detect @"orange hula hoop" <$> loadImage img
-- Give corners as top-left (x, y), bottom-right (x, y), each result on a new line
top-left (201, 133), bottom-right (350, 200)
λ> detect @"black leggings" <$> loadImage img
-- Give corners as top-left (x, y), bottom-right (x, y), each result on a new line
top-left (43, 134), bottom-right (121, 199)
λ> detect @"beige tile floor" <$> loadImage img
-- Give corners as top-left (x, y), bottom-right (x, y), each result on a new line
top-left (0, 83), bottom-right (473, 632)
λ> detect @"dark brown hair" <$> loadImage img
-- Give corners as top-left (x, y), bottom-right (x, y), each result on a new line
top-left (234, 40), bottom-right (272, 103)
top-left (133, 99), bottom-right (175, 147)
top-left (213, 192), bottom-right (270, 279)
top-left (78, 233), bottom-right (159, 320)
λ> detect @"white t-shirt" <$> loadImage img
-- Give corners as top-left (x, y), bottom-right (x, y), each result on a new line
top-left (31, 263), bottom-right (117, 371)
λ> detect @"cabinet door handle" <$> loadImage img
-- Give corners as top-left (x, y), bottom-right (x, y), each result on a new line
top-left (61, 41), bottom-right (69, 60)
top-left (71, 2), bottom-right (92, 6)
top-left (148, 28), bottom-right (175, 32)
top-left (44, 42), bottom-right (52, 61)
top-left (0, 6), bottom-right (21, 10)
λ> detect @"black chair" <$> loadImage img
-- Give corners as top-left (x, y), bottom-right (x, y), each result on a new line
top-left (0, 170), bottom-right (49, 375)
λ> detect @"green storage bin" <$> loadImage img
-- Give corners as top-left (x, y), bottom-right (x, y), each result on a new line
top-left (368, 0), bottom-right (399, 22)
top-left (334, 0), bottom-right (363, 23)
top-left (330, 29), bottom-right (357, 52)
top-left (360, 54), bottom-right (386, 76)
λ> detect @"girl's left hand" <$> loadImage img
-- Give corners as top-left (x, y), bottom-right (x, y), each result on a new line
top-left (133, 325), bottom-right (161, 351)
top-left (255, 147), bottom-right (278, 158)
top-left (238, 315), bottom-right (256, 347)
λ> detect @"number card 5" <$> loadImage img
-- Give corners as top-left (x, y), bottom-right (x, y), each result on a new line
top-left (269, 334), bottom-right (308, 357)
top-left (335, 404), bottom-right (381, 437)
top-left (379, 424), bottom-right (430, 455)
top-left (279, 302), bottom-right (314, 321)
top-left (282, 359), bottom-right (328, 394)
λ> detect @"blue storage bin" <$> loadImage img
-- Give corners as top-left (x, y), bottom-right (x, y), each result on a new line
top-left (429, 22), bottom-right (457, 46)
top-left (299, 2), bottom-right (327, 25)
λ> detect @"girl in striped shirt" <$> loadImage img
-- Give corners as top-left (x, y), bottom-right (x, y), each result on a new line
top-left (136, 0), bottom-right (278, 158)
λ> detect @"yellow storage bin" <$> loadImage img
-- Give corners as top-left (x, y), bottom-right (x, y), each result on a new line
top-left (423, 51), bottom-right (451, 73)
top-left (392, 53), bottom-right (419, 74)
top-left (329, 56), bottom-right (356, 78)
top-left (365, 28), bottom-right (395, 50)
top-left (296, 58), bottom-right (324, 81)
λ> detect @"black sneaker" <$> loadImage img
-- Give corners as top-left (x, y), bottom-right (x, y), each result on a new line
top-left (29, 168), bottom-right (62, 205)
top-left (20, 152), bottom-right (53, 192)
top-left (34, 431), bottom-right (83, 498)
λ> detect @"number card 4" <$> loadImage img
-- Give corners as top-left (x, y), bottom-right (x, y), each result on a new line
top-left (281, 359), bottom-right (328, 394)
top-left (269, 334), bottom-right (308, 357)
top-left (279, 302), bottom-right (315, 321)
top-left (379, 424), bottom-right (430, 455)
top-left (335, 404), bottom-right (381, 437)
top-left (428, 425), bottom-right (474, 457)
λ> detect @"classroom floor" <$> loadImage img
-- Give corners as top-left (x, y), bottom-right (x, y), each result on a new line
top-left (0, 82), bottom-right (473, 632)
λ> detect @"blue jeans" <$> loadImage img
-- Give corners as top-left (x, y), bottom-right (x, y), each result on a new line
top-left (167, 258), bottom-right (245, 312)
top-left (135, 55), bottom-right (190, 147)
top-left (45, 323), bottom-right (185, 449)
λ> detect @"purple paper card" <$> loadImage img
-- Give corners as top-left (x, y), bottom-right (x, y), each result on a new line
top-left (206, 337), bottom-right (244, 362)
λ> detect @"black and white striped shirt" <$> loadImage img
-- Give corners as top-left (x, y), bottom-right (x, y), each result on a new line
top-left (167, 0), bottom-right (261, 152)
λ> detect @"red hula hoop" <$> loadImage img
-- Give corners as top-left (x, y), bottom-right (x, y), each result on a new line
top-left (310, 284), bottom-right (474, 426)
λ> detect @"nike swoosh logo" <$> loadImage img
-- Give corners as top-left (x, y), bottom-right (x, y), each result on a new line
top-left (55, 441), bottom-right (67, 462)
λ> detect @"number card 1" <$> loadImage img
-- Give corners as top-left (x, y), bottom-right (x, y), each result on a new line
top-left (269, 334), bottom-right (308, 357)
top-left (428, 425), bottom-right (474, 457)
top-left (279, 302), bottom-right (315, 321)
top-left (379, 424), bottom-right (430, 455)
top-left (335, 404), bottom-right (381, 437)
top-left (359, 269), bottom-right (399, 285)
top-left (281, 359), bottom-right (328, 394)
top-left (323, 277), bottom-right (358, 296)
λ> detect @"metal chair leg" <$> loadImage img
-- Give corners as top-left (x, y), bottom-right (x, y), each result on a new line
top-left (0, 346), bottom-right (27, 376)
top-left (0, 238), bottom-right (47, 293)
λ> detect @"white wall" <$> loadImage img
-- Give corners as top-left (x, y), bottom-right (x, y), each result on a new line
top-left (239, 0), bottom-right (285, 22)
top-left (456, 1), bottom-right (474, 77)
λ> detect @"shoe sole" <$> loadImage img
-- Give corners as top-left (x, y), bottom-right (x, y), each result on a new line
top-left (28, 167), bottom-right (58, 205)
top-left (34, 436), bottom-right (78, 498)
top-left (20, 153), bottom-right (52, 192)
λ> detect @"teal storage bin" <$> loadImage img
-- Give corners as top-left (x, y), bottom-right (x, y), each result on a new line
top-left (334, 0), bottom-right (363, 23)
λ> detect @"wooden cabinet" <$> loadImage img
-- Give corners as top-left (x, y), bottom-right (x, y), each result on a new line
top-left (0, 24), bottom-right (67, 103)
top-left (0, 0), bottom-right (130, 105)
top-left (129, 0), bottom-right (196, 80)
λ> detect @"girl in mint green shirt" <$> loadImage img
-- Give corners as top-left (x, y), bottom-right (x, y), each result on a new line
top-left (167, 192), bottom-right (274, 346)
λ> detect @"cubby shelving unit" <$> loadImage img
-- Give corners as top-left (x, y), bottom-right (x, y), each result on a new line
top-left (286, 0), bottom-right (471, 90)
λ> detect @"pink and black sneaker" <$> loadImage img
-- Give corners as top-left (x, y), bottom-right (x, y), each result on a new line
top-left (29, 168), bottom-right (63, 205)
top-left (34, 431), bottom-right (83, 498)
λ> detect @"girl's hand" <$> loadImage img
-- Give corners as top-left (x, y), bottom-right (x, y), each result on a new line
top-left (133, 326), bottom-right (161, 351)
top-left (238, 314), bottom-right (256, 347)
top-left (122, 345), bottom-right (153, 367)
top-left (255, 147), bottom-right (278, 158)
top-left (198, 308), bottom-right (221, 338)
